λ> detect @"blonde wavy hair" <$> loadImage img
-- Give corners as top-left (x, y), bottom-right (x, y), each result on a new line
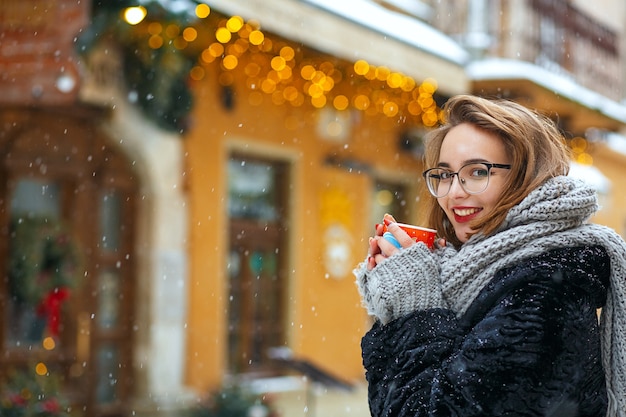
top-left (422, 95), bottom-right (571, 247)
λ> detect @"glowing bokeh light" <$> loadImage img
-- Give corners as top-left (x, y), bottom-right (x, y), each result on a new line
top-left (195, 4), bottom-right (210, 19)
top-left (216, 27), bottom-right (232, 43)
top-left (222, 55), bottom-right (238, 70)
top-left (333, 95), bottom-right (349, 111)
top-left (123, 6), bottom-right (146, 25)
top-left (35, 362), bottom-right (48, 376)
top-left (183, 27), bottom-right (198, 42)
top-left (249, 30), bottom-right (265, 45)
top-left (227, 16), bottom-right (244, 32)
top-left (43, 337), bottom-right (56, 350)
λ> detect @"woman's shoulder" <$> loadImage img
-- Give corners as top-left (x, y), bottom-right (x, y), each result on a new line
top-left (498, 245), bottom-right (610, 290)
top-left (460, 245), bottom-right (610, 327)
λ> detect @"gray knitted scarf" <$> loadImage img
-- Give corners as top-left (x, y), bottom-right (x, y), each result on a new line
top-left (438, 176), bottom-right (626, 416)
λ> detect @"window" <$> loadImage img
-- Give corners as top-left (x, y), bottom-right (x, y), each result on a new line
top-left (227, 155), bottom-right (288, 374)
top-left (371, 180), bottom-right (411, 225)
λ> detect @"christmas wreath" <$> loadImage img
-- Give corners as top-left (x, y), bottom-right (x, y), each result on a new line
top-left (8, 217), bottom-right (82, 337)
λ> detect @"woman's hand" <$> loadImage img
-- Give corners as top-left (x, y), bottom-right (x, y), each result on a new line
top-left (367, 214), bottom-right (417, 270)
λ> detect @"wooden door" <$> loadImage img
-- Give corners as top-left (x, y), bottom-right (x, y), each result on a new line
top-left (0, 109), bottom-right (137, 417)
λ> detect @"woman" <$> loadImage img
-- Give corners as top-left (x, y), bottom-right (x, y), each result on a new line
top-left (354, 95), bottom-right (626, 416)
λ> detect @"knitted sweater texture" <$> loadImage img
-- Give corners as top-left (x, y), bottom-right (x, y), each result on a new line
top-left (355, 175), bottom-right (626, 416)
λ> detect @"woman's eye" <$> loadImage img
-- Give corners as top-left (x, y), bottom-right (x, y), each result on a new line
top-left (470, 168), bottom-right (488, 178)
top-left (439, 171), bottom-right (452, 180)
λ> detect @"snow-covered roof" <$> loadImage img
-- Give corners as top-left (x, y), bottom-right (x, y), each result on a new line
top-left (467, 58), bottom-right (626, 124)
top-left (301, 0), bottom-right (469, 65)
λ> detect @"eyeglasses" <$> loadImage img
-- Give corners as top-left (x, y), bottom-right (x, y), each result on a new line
top-left (422, 162), bottom-right (511, 198)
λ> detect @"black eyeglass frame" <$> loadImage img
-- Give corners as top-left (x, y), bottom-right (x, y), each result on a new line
top-left (422, 162), bottom-right (512, 198)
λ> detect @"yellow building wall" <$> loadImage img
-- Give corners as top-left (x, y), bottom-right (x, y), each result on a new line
top-left (590, 144), bottom-right (626, 234)
top-left (184, 67), bottom-right (428, 391)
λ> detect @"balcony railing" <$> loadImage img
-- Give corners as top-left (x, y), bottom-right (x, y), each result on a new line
top-left (424, 0), bottom-right (622, 101)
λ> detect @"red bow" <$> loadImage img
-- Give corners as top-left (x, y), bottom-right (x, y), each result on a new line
top-left (37, 288), bottom-right (70, 338)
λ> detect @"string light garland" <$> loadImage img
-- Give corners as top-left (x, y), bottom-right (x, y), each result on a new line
top-left (79, 1), bottom-right (443, 132)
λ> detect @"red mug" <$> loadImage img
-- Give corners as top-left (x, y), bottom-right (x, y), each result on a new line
top-left (379, 223), bottom-right (437, 249)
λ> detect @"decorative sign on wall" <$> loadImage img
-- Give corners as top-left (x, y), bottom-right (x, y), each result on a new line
top-left (320, 186), bottom-right (353, 280)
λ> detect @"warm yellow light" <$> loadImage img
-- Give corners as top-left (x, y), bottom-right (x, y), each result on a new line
top-left (333, 95), bottom-right (349, 111)
top-left (570, 137), bottom-right (587, 153)
top-left (208, 43), bottom-right (225, 57)
top-left (420, 78), bottom-right (438, 93)
top-left (278, 66), bottom-right (293, 81)
top-left (216, 27), bottom-right (232, 43)
top-left (183, 27), bottom-right (198, 42)
top-left (148, 35), bottom-right (163, 49)
top-left (375, 66), bottom-right (390, 82)
top-left (267, 71), bottom-right (280, 84)
top-left (576, 153), bottom-right (594, 165)
top-left (234, 39), bottom-right (250, 54)
top-left (195, 4), bottom-right (210, 18)
top-left (222, 55), bottom-right (238, 70)
top-left (272, 90), bottom-right (286, 105)
top-left (387, 72), bottom-right (403, 89)
top-left (283, 86), bottom-right (299, 102)
top-left (165, 24), bottom-right (180, 38)
top-left (261, 78), bottom-right (277, 93)
top-left (408, 101), bottom-right (422, 115)
top-left (320, 76), bottom-right (334, 92)
top-left (422, 110), bottom-right (438, 126)
top-left (354, 60), bottom-right (369, 76)
top-left (300, 65), bottom-right (316, 80)
top-left (353, 94), bottom-right (370, 110)
top-left (35, 362), bottom-right (48, 376)
top-left (245, 62), bottom-right (261, 77)
top-left (260, 38), bottom-right (273, 52)
top-left (249, 30), bottom-right (264, 45)
top-left (201, 50), bottom-right (215, 63)
top-left (401, 76), bottom-right (416, 92)
top-left (308, 83), bottom-right (324, 98)
top-left (42, 336), bottom-right (56, 350)
top-left (291, 93), bottom-right (305, 107)
top-left (383, 101), bottom-right (399, 117)
top-left (418, 94), bottom-right (434, 109)
top-left (311, 95), bottom-right (327, 108)
top-left (123, 6), bottom-right (146, 25)
top-left (280, 46), bottom-right (295, 61)
top-left (239, 23), bottom-right (253, 39)
top-left (227, 16), bottom-right (244, 32)
top-left (190, 66), bottom-right (205, 81)
top-left (271, 56), bottom-right (286, 71)
top-left (364, 67), bottom-right (377, 80)
top-left (173, 37), bottom-right (187, 50)
top-left (376, 189), bottom-right (394, 206)
top-left (148, 22), bottom-right (162, 35)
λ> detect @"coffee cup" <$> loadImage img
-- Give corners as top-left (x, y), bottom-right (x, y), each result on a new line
top-left (379, 223), bottom-right (437, 249)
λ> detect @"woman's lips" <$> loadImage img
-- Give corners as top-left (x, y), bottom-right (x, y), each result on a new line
top-left (452, 207), bottom-right (482, 223)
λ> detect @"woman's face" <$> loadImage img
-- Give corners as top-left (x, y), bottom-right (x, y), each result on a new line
top-left (437, 123), bottom-right (511, 243)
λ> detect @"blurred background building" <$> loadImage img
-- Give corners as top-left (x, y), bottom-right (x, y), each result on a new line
top-left (1, 0), bottom-right (625, 416)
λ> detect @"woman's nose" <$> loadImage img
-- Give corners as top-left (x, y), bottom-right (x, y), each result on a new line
top-left (448, 175), bottom-right (468, 197)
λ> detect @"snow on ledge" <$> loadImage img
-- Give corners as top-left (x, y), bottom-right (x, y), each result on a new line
top-left (569, 161), bottom-right (611, 194)
top-left (302, 0), bottom-right (469, 65)
top-left (467, 58), bottom-right (626, 124)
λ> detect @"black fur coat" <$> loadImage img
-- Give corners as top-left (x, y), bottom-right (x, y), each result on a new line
top-left (361, 246), bottom-right (610, 417)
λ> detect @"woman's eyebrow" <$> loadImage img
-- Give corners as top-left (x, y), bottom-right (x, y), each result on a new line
top-left (437, 158), bottom-right (490, 168)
